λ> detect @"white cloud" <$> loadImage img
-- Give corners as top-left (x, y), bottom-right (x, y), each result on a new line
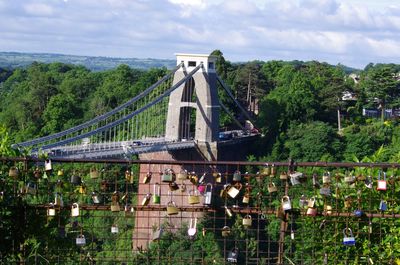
top-left (23, 2), bottom-right (54, 16)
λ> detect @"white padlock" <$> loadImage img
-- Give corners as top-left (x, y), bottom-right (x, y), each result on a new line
top-left (71, 203), bottom-right (80, 217)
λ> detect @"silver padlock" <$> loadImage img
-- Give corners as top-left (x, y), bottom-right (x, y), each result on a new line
top-left (71, 203), bottom-right (80, 217)
top-left (45, 159), bottom-right (52, 171)
top-left (377, 171), bottom-right (387, 191)
top-left (204, 183), bottom-right (213, 205)
top-left (343, 228), bottom-right (356, 246)
top-left (111, 224), bottom-right (119, 234)
top-left (76, 235), bottom-right (86, 246)
top-left (92, 191), bottom-right (100, 204)
top-left (290, 172), bottom-right (302, 185)
top-left (233, 170), bottom-right (241, 182)
top-left (322, 172), bottom-right (331, 184)
top-left (47, 203), bottom-right (56, 216)
top-left (282, 195), bottom-right (291, 211)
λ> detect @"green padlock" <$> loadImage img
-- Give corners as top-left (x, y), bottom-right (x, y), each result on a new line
top-left (153, 183), bottom-right (161, 204)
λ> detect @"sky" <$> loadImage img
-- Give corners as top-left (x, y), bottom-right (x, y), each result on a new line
top-left (0, 0), bottom-right (400, 68)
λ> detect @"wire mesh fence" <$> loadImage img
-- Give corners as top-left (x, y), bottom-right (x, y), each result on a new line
top-left (1, 157), bottom-right (400, 264)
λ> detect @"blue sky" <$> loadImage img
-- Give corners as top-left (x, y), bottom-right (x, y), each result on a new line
top-left (0, 0), bottom-right (399, 68)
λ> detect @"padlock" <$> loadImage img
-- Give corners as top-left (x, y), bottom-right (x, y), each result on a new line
top-left (197, 184), bottom-right (206, 194)
top-left (204, 183), bottom-right (213, 205)
top-left (260, 166), bottom-right (270, 176)
top-left (282, 195), bottom-right (292, 211)
top-left (153, 183), bottom-right (161, 204)
top-left (242, 192), bottom-right (250, 204)
top-left (33, 167), bottom-right (41, 179)
top-left (162, 168), bottom-right (175, 183)
top-left (76, 235), bottom-right (86, 246)
top-left (365, 176), bottom-right (373, 189)
top-left (111, 192), bottom-right (120, 212)
top-left (377, 171), bottom-right (387, 191)
top-left (166, 201), bottom-right (179, 215)
top-left (343, 228), bottom-right (356, 246)
top-left (57, 169), bottom-right (64, 176)
top-left (227, 248), bottom-right (239, 263)
top-left (221, 225), bottom-right (231, 237)
top-left (322, 172), bottom-right (331, 184)
top-left (199, 173), bottom-right (206, 184)
top-left (290, 172), bottom-right (302, 185)
top-left (242, 215), bottom-right (252, 227)
top-left (267, 182), bottom-right (278, 193)
top-left (299, 195), bottom-right (308, 208)
top-left (71, 203), bottom-right (80, 217)
top-left (187, 217), bottom-right (197, 237)
top-left (92, 191), bottom-right (100, 204)
top-left (180, 183), bottom-right (187, 192)
top-left (279, 171), bottom-right (288, 180)
top-left (306, 207), bottom-right (317, 216)
top-left (47, 203), bottom-right (56, 216)
top-left (188, 189), bottom-right (200, 204)
top-left (152, 226), bottom-right (163, 241)
top-left (141, 193), bottom-right (152, 206)
top-left (243, 172), bottom-right (251, 182)
top-left (233, 170), bottom-right (241, 182)
top-left (308, 197), bottom-right (316, 208)
top-left (8, 166), bottom-right (19, 178)
top-left (344, 196), bottom-right (352, 208)
top-left (45, 159), bottom-right (52, 171)
top-left (90, 168), bottom-right (99, 179)
top-left (320, 186), bottom-right (331, 196)
top-left (70, 174), bottom-right (81, 185)
top-left (214, 172), bottom-right (222, 183)
top-left (169, 182), bottom-right (179, 191)
top-left (124, 170), bottom-right (132, 183)
top-left (100, 180), bottom-right (108, 191)
top-left (111, 224), bottom-right (119, 234)
top-left (143, 172), bottom-right (152, 184)
top-left (54, 193), bottom-right (64, 207)
top-left (324, 205), bottom-right (332, 215)
top-left (270, 165), bottom-right (276, 176)
top-left (225, 206), bottom-right (233, 217)
top-left (189, 172), bottom-right (199, 185)
top-left (226, 183), bottom-right (242, 199)
top-left (354, 209), bottom-right (363, 217)
top-left (379, 200), bottom-right (387, 211)
top-left (312, 173), bottom-right (320, 188)
top-left (79, 182), bottom-right (86, 194)
top-left (177, 169), bottom-right (188, 180)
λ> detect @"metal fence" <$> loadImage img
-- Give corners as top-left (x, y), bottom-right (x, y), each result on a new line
top-left (1, 157), bottom-right (400, 264)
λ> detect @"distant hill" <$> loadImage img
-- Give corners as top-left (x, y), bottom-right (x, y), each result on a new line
top-left (0, 52), bottom-right (176, 71)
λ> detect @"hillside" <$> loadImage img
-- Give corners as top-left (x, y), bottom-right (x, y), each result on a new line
top-left (0, 51), bottom-right (176, 71)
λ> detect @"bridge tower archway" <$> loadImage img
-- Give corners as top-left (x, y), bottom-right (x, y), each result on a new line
top-left (165, 53), bottom-right (220, 143)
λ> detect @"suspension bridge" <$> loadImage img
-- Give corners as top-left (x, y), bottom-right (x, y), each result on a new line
top-left (12, 53), bottom-right (259, 159)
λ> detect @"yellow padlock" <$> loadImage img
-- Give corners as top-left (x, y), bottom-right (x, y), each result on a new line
top-left (188, 190), bottom-right (200, 205)
top-left (242, 215), bottom-right (252, 227)
top-left (166, 201), bottom-right (179, 215)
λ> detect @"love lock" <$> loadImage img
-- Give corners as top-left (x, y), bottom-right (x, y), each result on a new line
top-left (308, 197), bottom-right (316, 208)
top-left (227, 248), bottom-right (239, 263)
top-left (379, 200), bottom-right (387, 211)
top-left (57, 169), bottom-right (64, 177)
top-left (90, 168), bottom-right (99, 179)
top-left (282, 195), bottom-right (292, 211)
top-left (290, 172), bottom-right (302, 186)
top-left (279, 171), bottom-right (288, 180)
top-left (307, 206), bottom-right (317, 216)
top-left (71, 203), bottom-right (80, 217)
top-left (111, 192), bottom-right (120, 212)
top-left (344, 174), bottom-right (355, 184)
top-left (213, 172), bottom-right (222, 183)
top-left (343, 228), bottom-right (356, 246)
top-left (377, 171), bottom-right (387, 191)
top-left (354, 209), bottom-right (363, 217)
top-left (92, 191), bottom-right (101, 204)
top-left (166, 201), bottom-right (179, 215)
top-left (299, 195), bottom-right (308, 208)
top-left (141, 193), bottom-right (152, 206)
top-left (187, 217), bottom-right (197, 237)
top-left (142, 172), bottom-right (152, 184)
top-left (76, 235), bottom-right (86, 246)
top-left (197, 184), bottom-right (206, 194)
top-left (226, 184), bottom-right (241, 199)
top-left (54, 193), bottom-right (64, 207)
top-left (111, 224), bottom-right (119, 234)
top-left (153, 183), bottom-right (161, 204)
top-left (322, 172), bottom-right (331, 184)
top-left (188, 189), bottom-right (200, 205)
top-left (233, 170), bottom-right (241, 182)
top-left (204, 183), bottom-right (213, 205)
top-left (152, 226), bottom-right (163, 241)
top-left (320, 185), bottom-right (331, 196)
top-left (70, 174), bottom-right (81, 185)
top-left (177, 169), bottom-right (188, 180)
top-left (125, 170), bottom-right (133, 183)
top-left (45, 159), bottom-right (52, 171)
top-left (221, 225), bottom-right (231, 237)
top-left (162, 168), bottom-right (175, 183)
top-left (268, 182), bottom-right (278, 193)
top-left (8, 166), bottom-right (19, 179)
top-left (47, 203), bottom-right (56, 217)
top-left (242, 191), bottom-right (250, 204)
top-left (242, 215), bottom-right (252, 227)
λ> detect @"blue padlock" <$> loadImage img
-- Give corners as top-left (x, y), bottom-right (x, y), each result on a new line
top-left (379, 200), bottom-right (387, 211)
top-left (354, 209), bottom-right (363, 217)
top-left (343, 228), bottom-right (356, 246)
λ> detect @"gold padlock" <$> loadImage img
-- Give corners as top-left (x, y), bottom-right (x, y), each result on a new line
top-left (90, 168), bottom-right (99, 179)
top-left (8, 166), bottom-right (19, 178)
top-left (166, 201), bottom-right (179, 215)
top-left (260, 166), bottom-right (270, 176)
top-left (222, 226), bottom-right (231, 237)
top-left (213, 172), bottom-right (222, 183)
top-left (125, 170), bottom-right (133, 183)
top-left (47, 203), bottom-right (56, 217)
top-left (270, 165), bottom-right (276, 176)
top-left (242, 193), bottom-right (250, 204)
top-left (242, 215), bottom-right (252, 227)
top-left (268, 182), bottom-right (278, 193)
top-left (227, 184), bottom-right (241, 199)
top-left (111, 192), bottom-right (120, 212)
top-left (177, 169), bottom-right (188, 180)
top-left (57, 169), bottom-right (64, 176)
top-left (141, 193), bottom-right (152, 206)
top-left (188, 190), bottom-right (200, 204)
top-left (324, 205), bottom-right (332, 215)
top-left (344, 196), bottom-right (352, 208)
top-left (78, 183), bottom-right (86, 194)
top-left (279, 171), bottom-right (288, 180)
top-left (143, 172), bottom-right (152, 184)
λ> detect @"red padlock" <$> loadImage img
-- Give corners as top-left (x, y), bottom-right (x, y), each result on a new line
top-left (377, 171), bottom-right (387, 191)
